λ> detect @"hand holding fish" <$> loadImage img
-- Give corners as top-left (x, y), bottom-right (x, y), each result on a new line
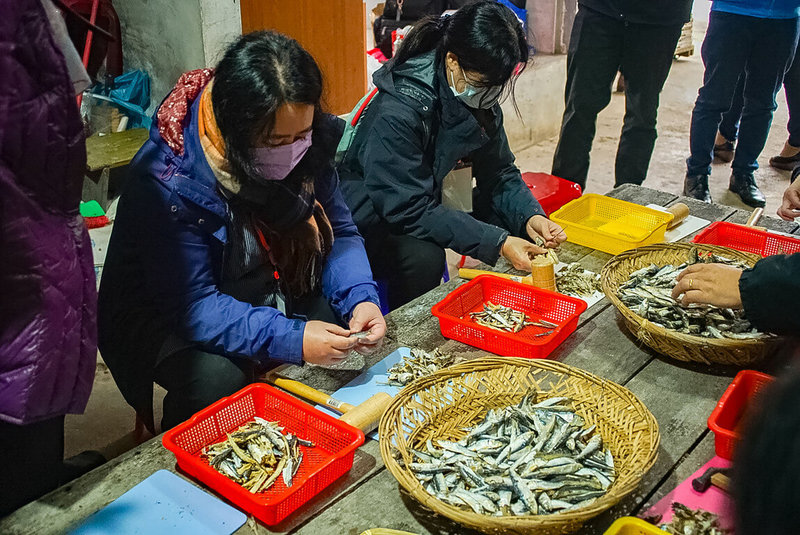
top-left (501, 236), bottom-right (547, 271)
top-left (777, 179), bottom-right (800, 221)
top-left (526, 215), bottom-right (567, 249)
top-left (672, 263), bottom-right (743, 308)
top-left (302, 320), bottom-right (358, 365)
top-left (348, 301), bottom-right (386, 355)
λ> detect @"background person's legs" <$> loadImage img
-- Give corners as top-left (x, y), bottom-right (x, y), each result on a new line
top-left (614, 21), bottom-right (683, 186)
top-left (551, 7), bottom-right (622, 189)
top-left (731, 17), bottom-right (800, 177)
top-left (686, 11), bottom-right (753, 191)
top-left (718, 74), bottom-right (745, 147)
top-left (0, 415), bottom-right (64, 515)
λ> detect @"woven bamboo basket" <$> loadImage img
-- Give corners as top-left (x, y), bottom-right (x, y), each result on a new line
top-left (379, 357), bottom-right (659, 535)
top-left (601, 242), bottom-right (777, 366)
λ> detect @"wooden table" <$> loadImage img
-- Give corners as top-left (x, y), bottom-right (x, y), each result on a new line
top-left (82, 128), bottom-right (149, 210)
top-left (3, 185), bottom-right (796, 535)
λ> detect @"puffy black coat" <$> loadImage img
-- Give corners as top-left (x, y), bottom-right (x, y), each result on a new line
top-left (338, 51), bottom-right (544, 265)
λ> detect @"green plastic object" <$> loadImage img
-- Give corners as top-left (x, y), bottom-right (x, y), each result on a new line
top-left (80, 200), bottom-right (106, 218)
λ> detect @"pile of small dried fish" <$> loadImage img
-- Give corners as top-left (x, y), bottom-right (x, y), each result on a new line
top-left (399, 394), bottom-right (615, 517)
top-left (202, 417), bottom-right (313, 493)
top-left (384, 348), bottom-right (455, 387)
top-left (647, 502), bottom-right (729, 535)
top-left (470, 301), bottom-right (559, 335)
top-left (556, 263), bottom-right (601, 297)
top-left (618, 248), bottom-right (766, 339)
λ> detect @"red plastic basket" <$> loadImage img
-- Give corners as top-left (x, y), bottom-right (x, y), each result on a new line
top-left (162, 383), bottom-right (364, 525)
top-left (522, 172), bottom-right (583, 216)
top-left (707, 370), bottom-right (773, 461)
top-left (431, 275), bottom-right (588, 358)
top-left (692, 221), bottom-right (800, 256)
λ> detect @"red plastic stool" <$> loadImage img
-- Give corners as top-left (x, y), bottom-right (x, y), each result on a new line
top-left (522, 172), bottom-right (582, 216)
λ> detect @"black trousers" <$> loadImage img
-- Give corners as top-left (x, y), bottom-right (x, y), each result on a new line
top-left (364, 229), bottom-right (446, 311)
top-left (552, 7), bottom-right (683, 189)
top-left (0, 416), bottom-right (64, 515)
top-left (154, 293), bottom-right (341, 431)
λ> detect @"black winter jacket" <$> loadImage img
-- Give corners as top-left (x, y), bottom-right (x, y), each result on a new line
top-left (579, 0), bottom-right (693, 27)
top-left (740, 254), bottom-right (800, 335)
top-left (337, 51), bottom-right (544, 265)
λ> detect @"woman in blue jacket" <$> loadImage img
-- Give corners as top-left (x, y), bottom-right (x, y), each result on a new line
top-left (99, 32), bottom-right (385, 431)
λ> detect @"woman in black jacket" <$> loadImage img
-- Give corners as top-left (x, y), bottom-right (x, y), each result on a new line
top-left (338, 1), bottom-right (565, 309)
top-left (671, 175), bottom-right (800, 335)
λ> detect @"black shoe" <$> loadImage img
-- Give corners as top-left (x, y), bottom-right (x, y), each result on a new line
top-left (683, 173), bottom-right (712, 203)
top-left (729, 171), bottom-right (766, 208)
top-left (714, 140), bottom-right (735, 163)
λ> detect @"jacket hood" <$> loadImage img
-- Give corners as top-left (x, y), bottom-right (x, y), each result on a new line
top-left (373, 51), bottom-right (439, 113)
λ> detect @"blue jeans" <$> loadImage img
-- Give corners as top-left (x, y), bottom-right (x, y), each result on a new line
top-left (720, 40), bottom-right (800, 148)
top-left (687, 11), bottom-right (799, 176)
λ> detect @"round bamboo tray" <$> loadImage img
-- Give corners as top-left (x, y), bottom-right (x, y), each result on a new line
top-left (601, 242), bottom-right (775, 366)
top-left (379, 357), bottom-right (659, 535)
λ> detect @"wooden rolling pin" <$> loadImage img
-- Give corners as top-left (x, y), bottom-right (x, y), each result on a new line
top-left (263, 369), bottom-right (392, 434)
top-left (666, 203), bottom-right (690, 230)
top-left (268, 375), bottom-right (355, 413)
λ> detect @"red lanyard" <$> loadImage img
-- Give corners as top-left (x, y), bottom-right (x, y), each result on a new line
top-left (254, 227), bottom-right (280, 282)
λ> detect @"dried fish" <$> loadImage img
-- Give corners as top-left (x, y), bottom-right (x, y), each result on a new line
top-left (384, 348), bottom-right (455, 387)
top-left (618, 248), bottom-right (768, 340)
top-left (652, 502), bottom-right (730, 535)
top-left (556, 263), bottom-right (601, 298)
top-left (531, 236), bottom-right (560, 264)
top-left (202, 418), bottom-right (313, 493)
top-left (469, 301), bottom-right (557, 336)
top-left (399, 394), bottom-right (615, 517)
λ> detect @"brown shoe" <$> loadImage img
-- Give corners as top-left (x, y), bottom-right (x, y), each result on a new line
top-left (713, 140), bottom-right (734, 163)
top-left (769, 152), bottom-right (800, 170)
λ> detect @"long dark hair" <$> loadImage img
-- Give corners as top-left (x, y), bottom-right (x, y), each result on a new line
top-left (393, 1), bottom-right (529, 109)
top-left (211, 31), bottom-right (338, 296)
top-left (212, 30), bottom-right (334, 195)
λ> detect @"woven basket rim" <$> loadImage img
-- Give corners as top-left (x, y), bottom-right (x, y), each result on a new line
top-left (379, 357), bottom-right (660, 534)
top-left (600, 242), bottom-right (774, 365)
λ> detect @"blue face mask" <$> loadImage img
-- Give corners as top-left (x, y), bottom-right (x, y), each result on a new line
top-left (449, 63), bottom-right (502, 109)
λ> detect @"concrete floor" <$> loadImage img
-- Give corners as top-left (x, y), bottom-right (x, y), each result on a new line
top-left (65, 4), bottom-right (796, 460)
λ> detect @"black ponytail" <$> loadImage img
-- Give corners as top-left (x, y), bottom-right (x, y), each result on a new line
top-left (393, 1), bottom-right (530, 109)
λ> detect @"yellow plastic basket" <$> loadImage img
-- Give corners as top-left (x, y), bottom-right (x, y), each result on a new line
top-left (550, 194), bottom-right (674, 254)
top-left (603, 517), bottom-right (664, 535)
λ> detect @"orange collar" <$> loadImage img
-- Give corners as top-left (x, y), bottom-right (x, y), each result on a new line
top-left (197, 81), bottom-right (226, 157)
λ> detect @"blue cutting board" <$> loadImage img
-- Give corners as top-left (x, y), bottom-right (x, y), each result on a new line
top-left (316, 347), bottom-right (410, 440)
top-left (69, 470), bottom-right (247, 535)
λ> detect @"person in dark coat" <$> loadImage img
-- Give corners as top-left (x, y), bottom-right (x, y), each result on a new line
top-left (0, 0), bottom-right (99, 514)
top-left (98, 32), bottom-right (385, 432)
top-left (551, 0), bottom-right (693, 189)
top-left (671, 171), bottom-right (800, 334)
top-left (338, 1), bottom-right (565, 309)
top-left (684, 0), bottom-right (800, 207)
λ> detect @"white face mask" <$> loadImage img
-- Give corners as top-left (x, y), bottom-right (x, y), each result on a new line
top-left (449, 63), bottom-right (502, 109)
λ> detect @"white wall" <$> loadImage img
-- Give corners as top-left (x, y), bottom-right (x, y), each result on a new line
top-left (115, 0), bottom-right (241, 113)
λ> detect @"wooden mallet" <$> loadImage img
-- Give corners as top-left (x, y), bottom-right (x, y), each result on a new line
top-left (262, 365), bottom-right (392, 434)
